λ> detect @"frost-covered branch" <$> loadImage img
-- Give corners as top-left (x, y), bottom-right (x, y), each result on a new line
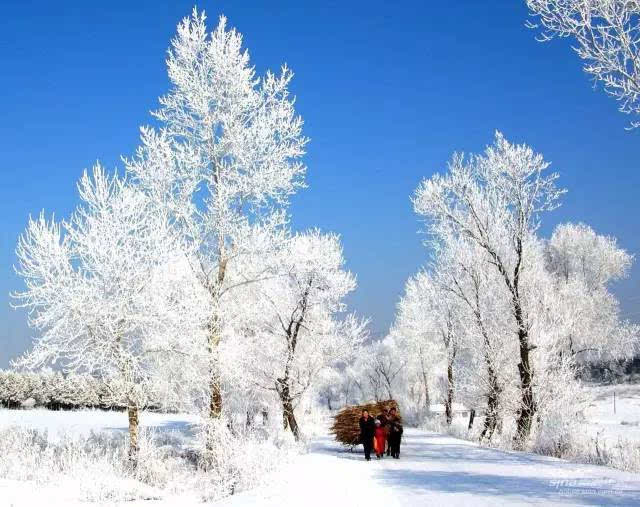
top-left (527, 0), bottom-right (640, 127)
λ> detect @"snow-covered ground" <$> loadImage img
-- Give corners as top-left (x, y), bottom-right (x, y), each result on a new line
top-left (219, 428), bottom-right (640, 506)
top-left (0, 407), bottom-right (199, 442)
top-left (582, 383), bottom-right (640, 447)
top-left (2, 409), bottom-right (640, 506)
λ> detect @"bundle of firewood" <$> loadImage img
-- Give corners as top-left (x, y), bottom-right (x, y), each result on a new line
top-left (330, 400), bottom-right (400, 446)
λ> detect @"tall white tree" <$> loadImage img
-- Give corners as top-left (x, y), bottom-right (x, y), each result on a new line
top-left (434, 236), bottom-right (515, 440)
top-left (413, 132), bottom-right (565, 443)
top-left (545, 222), bottom-right (638, 362)
top-left (12, 166), bottom-right (203, 461)
top-left (392, 287), bottom-right (445, 419)
top-left (126, 10), bottom-right (308, 420)
top-left (239, 230), bottom-right (366, 440)
top-left (396, 269), bottom-right (465, 425)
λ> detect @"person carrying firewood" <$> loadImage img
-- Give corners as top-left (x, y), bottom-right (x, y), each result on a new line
top-left (358, 409), bottom-right (375, 461)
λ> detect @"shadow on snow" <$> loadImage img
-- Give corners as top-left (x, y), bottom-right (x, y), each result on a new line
top-left (374, 469), bottom-right (640, 506)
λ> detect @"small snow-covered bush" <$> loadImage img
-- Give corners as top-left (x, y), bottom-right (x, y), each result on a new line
top-left (0, 421), bottom-right (299, 503)
top-left (547, 433), bottom-right (640, 474)
top-left (195, 417), bottom-right (299, 501)
top-left (0, 427), bottom-right (157, 500)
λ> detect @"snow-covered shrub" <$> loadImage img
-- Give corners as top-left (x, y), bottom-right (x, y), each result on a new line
top-left (548, 433), bottom-right (640, 474)
top-left (0, 427), bottom-right (143, 502)
top-left (194, 416), bottom-right (299, 501)
top-left (0, 419), bottom-right (300, 503)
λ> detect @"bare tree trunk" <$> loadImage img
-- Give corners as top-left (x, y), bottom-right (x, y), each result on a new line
top-left (277, 379), bottom-right (300, 440)
top-left (441, 320), bottom-right (457, 426)
top-left (285, 403), bottom-right (299, 439)
top-left (511, 242), bottom-right (537, 445)
top-left (208, 327), bottom-right (223, 420)
top-left (420, 357), bottom-right (430, 412)
top-left (274, 285), bottom-right (307, 442)
top-left (480, 384), bottom-right (499, 441)
top-left (207, 252), bottom-right (228, 421)
top-left (487, 239), bottom-right (537, 445)
top-left (468, 409), bottom-right (476, 430)
top-left (127, 404), bottom-right (139, 465)
top-left (514, 302), bottom-right (536, 446)
top-left (203, 313), bottom-right (224, 461)
top-left (478, 322), bottom-right (500, 442)
top-left (445, 356), bottom-right (454, 425)
top-left (208, 372), bottom-right (222, 418)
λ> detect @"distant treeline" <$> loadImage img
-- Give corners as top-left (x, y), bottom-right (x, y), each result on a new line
top-left (581, 356), bottom-right (640, 383)
top-left (0, 370), bottom-right (164, 411)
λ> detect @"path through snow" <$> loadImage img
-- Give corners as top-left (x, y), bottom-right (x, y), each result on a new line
top-left (219, 428), bottom-right (640, 506)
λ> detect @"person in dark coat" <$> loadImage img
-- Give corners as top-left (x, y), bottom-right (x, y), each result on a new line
top-left (387, 407), bottom-right (403, 459)
top-left (358, 409), bottom-right (375, 461)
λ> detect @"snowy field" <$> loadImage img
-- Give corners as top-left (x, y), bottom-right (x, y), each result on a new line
top-left (2, 409), bottom-right (640, 506)
top-left (0, 408), bottom-right (199, 442)
top-left (0, 408), bottom-right (206, 506)
top-left (582, 383), bottom-right (640, 447)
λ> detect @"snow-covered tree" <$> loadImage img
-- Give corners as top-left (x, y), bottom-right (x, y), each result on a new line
top-left (395, 269), bottom-right (467, 425)
top-left (315, 367), bottom-right (344, 411)
top-left (527, 0), bottom-right (640, 126)
top-left (0, 370), bottom-right (26, 408)
top-left (240, 230), bottom-right (366, 439)
top-left (368, 336), bottom-right (407, 402)
top-left (413, 131), bottom-right (565, 443)
top-left (126, 9), bottom-right (308, 421)
top-left (545, 222), bottom-right (638, 362)
top-left (401, 130), bottom-right (638, 451)
top-left (434, 236), bottom-right (515, 439)
top-left (391, 299), bottom-right (440, 421)
top-left (12, 166), bottom-right (203, 461)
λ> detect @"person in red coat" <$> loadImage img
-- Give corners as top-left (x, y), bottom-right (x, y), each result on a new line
top-left (373, 419), bottom-right (387, 459)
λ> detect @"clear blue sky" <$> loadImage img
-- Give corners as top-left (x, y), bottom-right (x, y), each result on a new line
top-left (1, 0), bottom-right (639, 366)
